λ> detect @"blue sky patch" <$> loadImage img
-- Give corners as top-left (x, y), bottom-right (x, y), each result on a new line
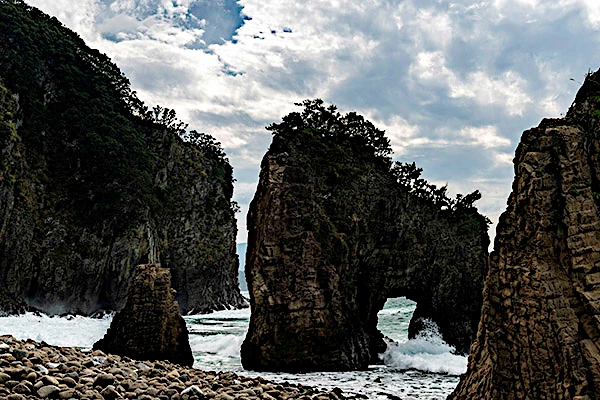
top-left (188, 0), bottom-right (246, 46)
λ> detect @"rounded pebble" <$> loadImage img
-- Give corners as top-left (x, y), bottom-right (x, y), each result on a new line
top-left (0, 337), bottom-right (348, 400)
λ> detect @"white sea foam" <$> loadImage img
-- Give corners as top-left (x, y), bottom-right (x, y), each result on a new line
top-left (380, 319), bottom-right (468, 376)
top-left (0, 297), bottom-right (463, 398)
top-left (187, 307), bottom-right (250, 321)
top-left (0, 312), bottom-right (111, 348)
top-left (189, 334), bottom-right (245, 358)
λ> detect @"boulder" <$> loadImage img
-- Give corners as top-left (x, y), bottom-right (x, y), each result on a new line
top-left (450, 70), bottom-right (600, 399)
top-left (0, 289), bottom-right (27, 316)
top-left (94, 264), bottom-right (193, 367)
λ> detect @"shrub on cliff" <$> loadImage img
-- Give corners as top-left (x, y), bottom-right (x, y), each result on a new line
top-left (0, 0), bottom-right (245, 315)
top-left (268, 99), bottom-right (489, 221)
top-left (0, 0), bottom-right (235, 226)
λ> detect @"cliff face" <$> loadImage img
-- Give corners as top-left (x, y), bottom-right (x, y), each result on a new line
top-left (0, 1), bottom-right (246, 315)
top-left (94, 264), bottom-right (194, 367)
top-left (450, 71), bottom-right (600, 399)
top-left (241, 101), bottom-right (489, 372)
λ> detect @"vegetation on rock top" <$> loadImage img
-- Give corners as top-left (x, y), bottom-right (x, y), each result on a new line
top-left (0, 0), bottom-right (234, 227)
top-left (269, 99), bottom-right (489, 223)
top-left (0, 0), bottom-right (245, 315)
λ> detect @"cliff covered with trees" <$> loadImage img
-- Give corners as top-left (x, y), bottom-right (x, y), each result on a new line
top-left (241, 100), bottom-right (489, 372)
top-left (0, 0), bottom-right (246, 315)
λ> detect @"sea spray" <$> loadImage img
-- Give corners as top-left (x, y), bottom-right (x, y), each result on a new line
top-left (0, 296), bottom-right (464, 399)
top-left (380, 319), bottom-right (468, 376)
top-left (0, 312), bottom-right (112, 348)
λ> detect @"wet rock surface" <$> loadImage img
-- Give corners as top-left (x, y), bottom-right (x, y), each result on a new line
top-left (93, 264), bottom-right (193, 367)
top-left (242, 102), bottom-right (489, 372)
top-left (0, 336), bottom-right (350, 399)
top-left (450, 71), bottom-right (600, 399)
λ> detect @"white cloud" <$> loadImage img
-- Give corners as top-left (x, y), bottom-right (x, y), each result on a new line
top-left (410, 51), bottom-right (532, 116)
top-left (415, 8), bottom-right (454, 48)
top-left (451, 71), bottom-right (532, 116)
top-left (493, 152), bottom-right (514, 166)
top-left (458, 126), bottom-right (511, 148)
top-left (26, 0), bottom-right (102, 41)
top-left (25, 0), bottom-right (600, 245)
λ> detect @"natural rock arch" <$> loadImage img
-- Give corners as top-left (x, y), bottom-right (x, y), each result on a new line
top-left (241, 101), bottom-right (489, 372)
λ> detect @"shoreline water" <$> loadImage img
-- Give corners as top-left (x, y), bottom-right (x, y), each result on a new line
top-left (0, 297), bottom-right (464, 399)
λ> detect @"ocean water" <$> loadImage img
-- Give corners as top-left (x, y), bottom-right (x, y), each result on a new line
top-left (0, 295), bottom-right (464, 399)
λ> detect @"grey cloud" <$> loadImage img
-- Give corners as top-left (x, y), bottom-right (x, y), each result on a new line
top-left (27, 0), bottom-right (600, 244)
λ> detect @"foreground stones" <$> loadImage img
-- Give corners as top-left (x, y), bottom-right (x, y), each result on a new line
top-left (450, 71), bottom-right (600, 398)
top-left (242, 101), bottom-right (489, 372)
top-left (93, 264), bottom-right (194, 367)
top-left (0, 336), bottom-right (348, 399)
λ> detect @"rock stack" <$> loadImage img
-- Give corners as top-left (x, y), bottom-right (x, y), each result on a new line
top-left (450, 70), bottom-right (600, 399)
top-left (94, 264), bottom-right (194, 367)
top-left (241, 101), bottom-right (489, 372)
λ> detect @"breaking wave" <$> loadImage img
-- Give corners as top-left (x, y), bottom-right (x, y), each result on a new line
top-left (380, 319), bottom-right (468, 376)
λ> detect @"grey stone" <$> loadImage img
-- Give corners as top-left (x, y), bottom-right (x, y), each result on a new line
top-left (93, 373), bottom-right (116, 388)
top-left (37, 385), bottom-right (60, 398)
top-left (0, 372), bottom-right (10, 383)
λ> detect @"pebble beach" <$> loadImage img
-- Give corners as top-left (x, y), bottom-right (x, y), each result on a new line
top-left (0, 336), bottom-right (353, 400)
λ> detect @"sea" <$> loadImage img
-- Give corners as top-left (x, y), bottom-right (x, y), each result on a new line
top-left (0, 294), bottom-right (465, 399)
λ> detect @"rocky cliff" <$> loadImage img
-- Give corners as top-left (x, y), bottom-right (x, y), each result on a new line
top-left (94, 263), bottom-right (194, 367)
top-left (450, 71), bottom-right (600, 399)
top-left (0, 1), bottom-right (246, 315)
top-left (241, 100), bottom-right (489, 372)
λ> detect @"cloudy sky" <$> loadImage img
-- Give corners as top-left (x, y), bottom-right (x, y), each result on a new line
top-left (27, 0), bottom-right (600, 245)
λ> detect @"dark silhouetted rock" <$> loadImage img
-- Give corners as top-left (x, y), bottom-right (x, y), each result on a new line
top-left (241, 100), bottom-right (489, 372)
top-left (450, 70), bottom-right (600, 399)
top-left (94, 264), bottom-right (193, 367)
top-left (0, 289), bottom-right (27, 316)
top-left (0, 2), bottom-right (246, 316)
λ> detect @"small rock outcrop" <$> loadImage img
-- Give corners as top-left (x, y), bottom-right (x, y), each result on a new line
top-left (241, 100), bottom-right (489, 372)
top-left (0, 2), bottom-right (246, 315)
top-left (450, 71), bottom-right (600, 399)
top-left (94, 264), bottom-right (194, 367)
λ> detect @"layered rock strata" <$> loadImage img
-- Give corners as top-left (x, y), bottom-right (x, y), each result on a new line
top-left (94, 263), bottom-right (194, 367)
top-left (0, 1), bottom-right (246, 315)
top-left (450, 71), bottom-right (600, 399)
top-left (241, 101), bottom-right (489, 372)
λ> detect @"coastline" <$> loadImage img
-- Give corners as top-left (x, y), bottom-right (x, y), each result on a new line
top-left (0, 336), bottom-right (353, 400)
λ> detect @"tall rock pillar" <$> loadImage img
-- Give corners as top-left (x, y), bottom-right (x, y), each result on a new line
top-left (241, 100), bottom-right (489, 372)
top-left (450, 71), bottom-right (600, 399)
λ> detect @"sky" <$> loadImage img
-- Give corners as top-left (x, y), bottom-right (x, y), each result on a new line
top-left (26, 0), bottom-right (600, 246)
